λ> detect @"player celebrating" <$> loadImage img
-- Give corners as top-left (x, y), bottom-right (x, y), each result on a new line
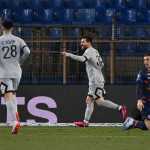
top-left (0, 18), bottom-right (30, 134)
top-left (62, 35), bottom-right (128, 127)
top-left (123, 53), bottom-right (150, 130)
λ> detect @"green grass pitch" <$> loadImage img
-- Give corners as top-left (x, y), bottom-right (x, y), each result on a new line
top-left (0, 127), bottom-right (149, 150)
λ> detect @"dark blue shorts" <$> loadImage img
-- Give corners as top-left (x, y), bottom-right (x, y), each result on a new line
top-left (141, 102), bottom-right (150, 120)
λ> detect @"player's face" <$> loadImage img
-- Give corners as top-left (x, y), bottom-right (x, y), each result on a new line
top-left (80, 38), bottom-right (89, 50)
top-left (144, 56), bottom-right (150, 69)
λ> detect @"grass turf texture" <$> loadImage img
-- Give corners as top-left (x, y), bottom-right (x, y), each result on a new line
top-left (0, 127), bottom-right (149, 150)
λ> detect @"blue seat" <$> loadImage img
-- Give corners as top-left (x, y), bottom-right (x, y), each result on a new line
top-left (52, 0), bottom-right (62, 8)
top-left (126, 9), bottom-right (137, 24)
top-left (64, 28), bottom-right (80, 38)
top-left (136, 10), bottom-right (147, 23)
top-left (95, 8), bottom-right (105, 23)
top-left (15, 9), bottom-right (33, 23)
top-left (40, 0), bottom-right (52, 8)
top-left (125, 0), bottom-right (138, 9)
top-left (138, 0), bottom-right (147, 9)
top-left (64, 0), bottom-right (84, 8)
top-left (116, 0), bottom-right (126, 9)
top-left (33, 9), bottom-right (53, 23)
top-left (103, 0), bottom-right (117, 8)
top-left (49, 28), bottom-right (62, 39)
top-left (73, 9), bottom-right (95, 25)
top-left (147, 10), bottom-right (150, 24)
top-left (19, 0), bottom-right (40, 9)
top-left (136, 27), bottom-right (147, 39)
top-left (96, 26), bottom-right (112, 39)
top-left (105, 8), bottom-right (116, 23)
top-left (52, 9), bottom-right (65, 23)
top-left (117, 43), bottom-right (136, 55)
top-left (63, 9), bottom-right (74, 24)
top-left (0, 0), bottom-right (10, 8)
top-left (95, 0), bottom-right (105, 9)
top-left (1, 9), bottom-right (13, 20)
top-left (116, 8), bottom-right (126, 23)
top-left (83, 0), bottom-right (96, 8)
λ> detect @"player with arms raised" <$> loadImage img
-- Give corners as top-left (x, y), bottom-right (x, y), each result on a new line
top-left (62, 35), bottom-right (128, 127)
top-left (0, 18), bottom-right (30, 134)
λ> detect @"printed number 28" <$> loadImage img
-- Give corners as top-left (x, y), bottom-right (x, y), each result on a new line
top-left (2, 45), bottom-right (17, 59)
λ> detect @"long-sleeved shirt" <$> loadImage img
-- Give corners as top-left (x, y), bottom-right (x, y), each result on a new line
top-left (136, 68), bottom-right (150, 102)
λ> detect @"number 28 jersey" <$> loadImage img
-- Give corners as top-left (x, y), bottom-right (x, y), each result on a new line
top-left (83, 47), bottom-right (105, 86)
top-left (0, 33), bottom-right (29, 79)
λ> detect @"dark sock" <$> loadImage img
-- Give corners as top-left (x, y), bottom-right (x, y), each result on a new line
top-left (134, 121), bottom-right (148, 130)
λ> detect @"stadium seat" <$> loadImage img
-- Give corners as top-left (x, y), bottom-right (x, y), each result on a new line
top-left (103, 0), bottom-right (117, 8)
top-left (96, 26), bottom-right (112, 39)
top-left (83, 0), bottom-right (96, 8)
top-left (19, 0), bottom-right (41, 9)
top-left (1, 9), bottom-right (13, 20)
top-left (0, 0), bottom-right (10, 8)
top-left (33, 9), bottom-right (53, 24)
top-left (49, 28), bottom-right (62, 39)
top-left (52, 9), bottom-right (65, 23)
top-left (52, 0), bottom-right (63, 8)
top-left (105, 8), bottom-right (116, 24)
top-left (95, 0), bottom-right (105, 9)
top-left (125, 9), bottom-right (137, 24)
top-left (39, 0), bottom-right (52, 8)
top-left (63, 9), bottom-right (74, 24)
top-left (138, 0), bottom-right (147, 9)
top-left (135, 27), bottom-right (147, 39)
top-left (15, 9), bottom-right (33, 23)
top-left (147, 10), bottom-right (150, 24)
top-left (63, 0), bottom-right (84, 8)
top-left (95, 8), bottom-right (106, 23)
top-left (116, 0), bottom-right (126, 9)
top-left (64, 28), bottom-right (80, 38)
top-left (117, 43), bottom-right (136, 55)
top-left (73, 9), bottom-right (95, 25)
top-left (125, 0), bottom-right (138, 9)
top-left (136, 10), bottom-right (147, 23)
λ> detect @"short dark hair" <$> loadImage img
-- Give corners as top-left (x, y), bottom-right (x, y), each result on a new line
top-left (144, 53), bottom-right (150, 57)
top-left (82, 35), bottom-right (93, 43)
top-left (1, 18), bottom-right (13, 29)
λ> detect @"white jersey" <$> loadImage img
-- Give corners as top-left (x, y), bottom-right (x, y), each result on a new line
top-left (0, 33), bottom-right (30, 79)
top-left (83, 47), bottom-right (105, 85)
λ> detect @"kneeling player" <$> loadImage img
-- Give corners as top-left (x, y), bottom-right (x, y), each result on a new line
top-left (123, 53), bottom-right (150, 130)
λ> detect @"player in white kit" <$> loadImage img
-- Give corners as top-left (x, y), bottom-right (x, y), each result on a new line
top-left (62, 36), bottom-right (128, 127)
top-left (0, 18), bottom-right (30, 134)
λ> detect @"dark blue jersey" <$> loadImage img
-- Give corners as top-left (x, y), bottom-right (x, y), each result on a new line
top-left (136, 68), bottom-right (150, 101)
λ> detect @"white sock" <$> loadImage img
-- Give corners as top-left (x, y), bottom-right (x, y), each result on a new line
top-left (5, 100), bottom-right (17, 123)
top-left (96, 99), bottom-right (120, 110)
top-left (12, 97), bottom-right (17, 112)
top-left (84, 102), bottom-right (94, 122)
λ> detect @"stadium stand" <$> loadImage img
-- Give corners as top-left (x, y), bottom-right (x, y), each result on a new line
top-left (0, 0), bottom-right (149, 84)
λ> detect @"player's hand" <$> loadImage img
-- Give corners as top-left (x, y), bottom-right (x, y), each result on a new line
top-left (61, 52), bottom-right (70, 57)
top-left (137, 99), bottom-right (144, 111)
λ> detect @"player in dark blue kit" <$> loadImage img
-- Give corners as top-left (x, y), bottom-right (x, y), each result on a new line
top-left (123, 53), bottom-right (150, 130)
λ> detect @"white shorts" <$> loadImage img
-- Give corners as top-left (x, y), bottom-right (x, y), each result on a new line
top-left (0, 78), bottom-right (20, 95)
top-left (88, 83), bottom-right (106, 99)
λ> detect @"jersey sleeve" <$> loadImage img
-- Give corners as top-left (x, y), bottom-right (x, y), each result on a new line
top-left (136, 71), bottom-right (144, 100)
top-left (83, 49), bottom-right (91, 62)
top-left (19, 39), bottom-right (30, 65)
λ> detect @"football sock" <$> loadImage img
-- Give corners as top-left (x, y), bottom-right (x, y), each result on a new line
top-left (96, 99), bottom-right (119, 110)
top-left (6, 100), bottom-right (18, 123)
top-left (84, 102), bottom-right (94, 122)
top-left (134, 120), bottom-right (148, 130)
